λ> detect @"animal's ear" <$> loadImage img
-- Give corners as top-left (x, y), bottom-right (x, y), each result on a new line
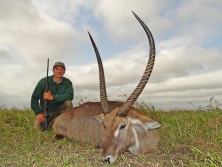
top-left (93, 114), bottom-right (105, 124)
top-left (129, 117), bottom-right (161, 131)
top-left (143, 121), bottom-right (161, 130)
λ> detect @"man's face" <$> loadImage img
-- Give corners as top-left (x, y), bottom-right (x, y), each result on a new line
top-left (53, 66), bottom-right (65, 78)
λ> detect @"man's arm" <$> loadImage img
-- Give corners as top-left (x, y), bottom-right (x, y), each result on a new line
top-left (53, 81), bottom-right (74, 102)
top-left (31, 80), bottom-right (44, 115)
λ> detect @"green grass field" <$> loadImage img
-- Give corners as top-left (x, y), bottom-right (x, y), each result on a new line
top-left (0, 105), bottom-right (221, 167)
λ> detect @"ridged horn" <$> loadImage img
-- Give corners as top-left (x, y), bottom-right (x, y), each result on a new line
top-left (116, 11), bottom-right (156, 117)
top-left (88, 31), bottom-right (110, 114)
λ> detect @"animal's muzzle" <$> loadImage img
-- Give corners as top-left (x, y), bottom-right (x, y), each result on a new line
top-left (102, 155), bottom-right (116, 164)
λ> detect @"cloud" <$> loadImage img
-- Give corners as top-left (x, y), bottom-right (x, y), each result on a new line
top-left (0, 0), bottom-right (79, 70)
top-left (0, 0), bottom-right (221, 111)
top-left (153, 45), bottom-right (222, 83)
top-left (93, 0), bottom-right (173, 41)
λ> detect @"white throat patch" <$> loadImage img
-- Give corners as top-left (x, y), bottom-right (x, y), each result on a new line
top-left (128, 127), bottom-right (139, 155)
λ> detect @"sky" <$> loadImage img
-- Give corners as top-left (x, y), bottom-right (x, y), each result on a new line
top-left (0, 0), bottom-right (222, 111)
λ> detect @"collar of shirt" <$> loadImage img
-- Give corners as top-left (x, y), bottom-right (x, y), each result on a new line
top-left (53, 76), bottom-right (62, 84)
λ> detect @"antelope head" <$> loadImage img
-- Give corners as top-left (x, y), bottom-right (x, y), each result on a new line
top-left (88, 11), bottom-right (161, 164)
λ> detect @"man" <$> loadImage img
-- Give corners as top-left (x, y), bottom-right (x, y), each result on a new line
top-left (31, 61), bottom-right (74, 131)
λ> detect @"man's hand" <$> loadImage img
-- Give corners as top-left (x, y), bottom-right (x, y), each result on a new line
top-left (43, 90), bottom-right (53, 100)
top-left (37, 113), bottom-right (45, 122)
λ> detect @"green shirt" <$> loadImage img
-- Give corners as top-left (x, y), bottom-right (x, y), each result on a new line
top-left (31, 75), bottom-right (74, 115)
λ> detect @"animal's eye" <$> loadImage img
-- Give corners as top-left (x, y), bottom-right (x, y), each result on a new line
top-left (119, 124), bottom-right (126, 130)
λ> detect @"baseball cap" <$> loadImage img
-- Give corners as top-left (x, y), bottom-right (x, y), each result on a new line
top-left (53, 62), bottom-right (65, 69)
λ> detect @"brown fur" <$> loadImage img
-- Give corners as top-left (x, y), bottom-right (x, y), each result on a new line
top-left (53, 101), bottom-right (123, 148)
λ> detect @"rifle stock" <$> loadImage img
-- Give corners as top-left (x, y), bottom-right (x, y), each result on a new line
top-left (43, 58), bottom-right (49, 130)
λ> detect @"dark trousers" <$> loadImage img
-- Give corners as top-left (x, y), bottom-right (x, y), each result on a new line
top-left (34, 100), bottom-right (73, 131)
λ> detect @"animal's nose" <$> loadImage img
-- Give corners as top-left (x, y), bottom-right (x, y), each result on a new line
top-left (102, 155), bottom-right (116, 164)
top-left (103, 157), bottom-right (110, 163)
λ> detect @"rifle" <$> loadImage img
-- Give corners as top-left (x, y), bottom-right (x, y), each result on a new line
top-left (43, 58), bottom-right (49, 130)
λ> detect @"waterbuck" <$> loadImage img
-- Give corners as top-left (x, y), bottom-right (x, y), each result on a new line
top-left (53, 11), bottom-right (161, 164)
top-left (53, 101), bottom-right (123, 148)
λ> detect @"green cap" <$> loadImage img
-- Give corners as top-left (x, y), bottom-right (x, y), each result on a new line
top-left (53, 62), bottom-right (65, 69)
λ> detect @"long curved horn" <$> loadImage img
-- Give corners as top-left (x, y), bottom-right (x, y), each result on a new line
top-left (116, 11), bottom-right (156, 117)
top-left (88, 32), bottom-right (110, 114)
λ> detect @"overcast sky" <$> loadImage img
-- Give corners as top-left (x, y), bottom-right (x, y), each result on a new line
top-left (0, 0), bottom-right (222, 111)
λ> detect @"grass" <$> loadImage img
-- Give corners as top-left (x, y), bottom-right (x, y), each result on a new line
top-left (0, 105), bottom-right (221, 167)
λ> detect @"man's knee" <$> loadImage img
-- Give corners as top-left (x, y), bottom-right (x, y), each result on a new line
top-left (59, 100), bottom-right (73, 114)
top-left (64, 100), bottom-right (73, 109)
